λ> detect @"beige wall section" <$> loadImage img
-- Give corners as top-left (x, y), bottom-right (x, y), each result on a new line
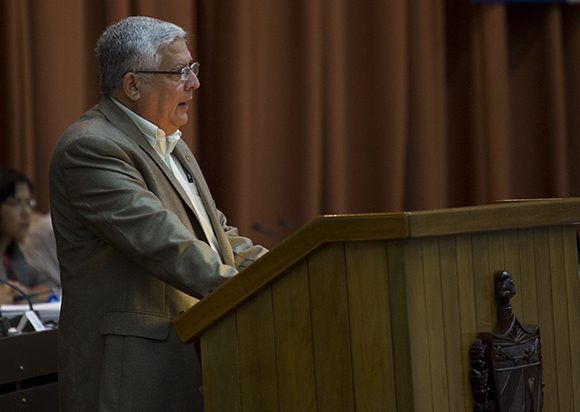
top-left (199, 224), bottom-right (579, 411)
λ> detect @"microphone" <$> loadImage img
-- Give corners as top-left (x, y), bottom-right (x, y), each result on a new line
top-left (251, 223), bottom-right (271, 235)
top-left (0, 279), bottom-right (34, 311)
top-left (278, 217), bottom-right (296, 230)
top-left (252, 219), bottom-right (295, 235)
top-left (0, 279), bottom-right (46, 333)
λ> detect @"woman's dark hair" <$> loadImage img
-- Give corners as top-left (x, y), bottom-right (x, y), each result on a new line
top-left (0, 168), bottom-right (33, 204)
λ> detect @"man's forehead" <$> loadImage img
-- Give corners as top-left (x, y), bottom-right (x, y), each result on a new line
top-left (159, 40), bottom-right (193, 68)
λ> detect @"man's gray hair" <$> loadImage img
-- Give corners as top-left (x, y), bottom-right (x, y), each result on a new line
top-left (95, 16), bottom-right (187, 95)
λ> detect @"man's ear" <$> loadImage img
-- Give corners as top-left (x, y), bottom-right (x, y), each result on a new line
top-left (122, 72), bottom-right (140, 101)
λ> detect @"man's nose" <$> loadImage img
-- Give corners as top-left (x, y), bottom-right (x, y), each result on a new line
top-left (185, 74), bottom-right (200, 90)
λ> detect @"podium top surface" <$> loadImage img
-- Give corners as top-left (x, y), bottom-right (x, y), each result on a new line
top-left (174, 197), bottom-right (580, 342)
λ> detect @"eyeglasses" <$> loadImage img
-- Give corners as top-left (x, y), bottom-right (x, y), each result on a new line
top-left (4, 197), bottom-right (37, 210)
top-left (134, 62), bottom-right (200, 82)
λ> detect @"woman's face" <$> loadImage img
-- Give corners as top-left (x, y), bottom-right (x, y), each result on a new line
top-left (0, 183), bottom-right (34, 243)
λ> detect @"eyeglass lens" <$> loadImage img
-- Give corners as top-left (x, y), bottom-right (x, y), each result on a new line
top-left (181, 63), bottom-right (199, 81)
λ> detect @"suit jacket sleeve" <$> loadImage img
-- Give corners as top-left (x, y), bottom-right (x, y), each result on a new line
top-left (215, 210), bottom-right (267, 270)
top-left (173, 140), bottom-right (268, 272)
top-left (52, 132), bottom-right (236, 299)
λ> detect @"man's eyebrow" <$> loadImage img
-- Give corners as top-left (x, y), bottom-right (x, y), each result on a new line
top-left (170, 61), bottom-right (195, 69)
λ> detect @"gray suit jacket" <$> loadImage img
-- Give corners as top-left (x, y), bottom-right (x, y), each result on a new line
top-left (49, 97), bottom-right (267, 411)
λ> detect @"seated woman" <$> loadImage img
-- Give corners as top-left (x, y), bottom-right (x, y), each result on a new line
top-left (0, 168), bottom-right (55, 305)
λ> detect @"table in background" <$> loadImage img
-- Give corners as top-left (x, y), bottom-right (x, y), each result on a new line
top-left (0, 329), bottom-right (58, 411)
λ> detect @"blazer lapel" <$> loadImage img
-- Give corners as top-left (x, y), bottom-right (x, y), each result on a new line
top-left (173, 143), bottom-right (235, 266)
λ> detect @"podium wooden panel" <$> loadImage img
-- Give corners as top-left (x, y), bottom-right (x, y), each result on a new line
top-left (174, 198), bottom-right (580, 411)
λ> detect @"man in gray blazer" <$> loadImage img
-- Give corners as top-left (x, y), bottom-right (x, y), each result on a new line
top-left (49, 16), bottom-right (267, 411)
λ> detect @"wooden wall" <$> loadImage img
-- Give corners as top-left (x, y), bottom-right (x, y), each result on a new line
top-left (200, 224), bottom-right (579, 411)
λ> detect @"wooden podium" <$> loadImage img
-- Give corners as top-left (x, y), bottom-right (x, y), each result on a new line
top-left (174, 199), bottom-right (580, 411)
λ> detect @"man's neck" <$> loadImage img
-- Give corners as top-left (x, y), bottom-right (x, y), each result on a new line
top-left (110, 92), bottom-right (136, 113)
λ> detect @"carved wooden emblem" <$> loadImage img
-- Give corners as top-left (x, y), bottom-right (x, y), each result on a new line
top-left (470, 271), bottom-right (544, 411)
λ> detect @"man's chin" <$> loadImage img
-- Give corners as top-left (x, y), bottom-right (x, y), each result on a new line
top-left (174, 115), bottom-right (189, 128)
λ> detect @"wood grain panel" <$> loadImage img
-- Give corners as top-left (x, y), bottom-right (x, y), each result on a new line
top-left (201, 313), bottom-right (241, 412)
top-left (409, 198), bottom-right (580, 237)
top-left (562, 226), bottom-right (580, 410)
top-left (386, 240), bottom-right (414, 410)
top-left (345, 241), bottom-right (397, 411)
top-left (533, 228), bottom-right (558, 411)
top-left (471, 233), bottom-right (494, 332)
top-left (437, 236), bottom-right (465, 411)
top-left (271, 263), bottom-right (317, 412)
top-left (487, 232), bottom-right (505, 269)
top-left (308, 243), bottom-right (355, 412)
top-left (487, 232), bottom-right (506, 324)
top-left (420, 238), bottom-right (450, 412)
top-left (236, 287), bottom-right (279, 411)
top-left (501, 231), bottom-right (523, 318)
top-left (548, 227), bottom-right (574, 411)
top-left (455, 234), bottom-right (477, 411)
top-left (517, 228), bottom-right (539, 324)
top-left (404, 239), bottom-right (433, 410)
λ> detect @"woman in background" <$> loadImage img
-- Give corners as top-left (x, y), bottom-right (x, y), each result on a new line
top-left (0, 168), bottom-right (54, 304)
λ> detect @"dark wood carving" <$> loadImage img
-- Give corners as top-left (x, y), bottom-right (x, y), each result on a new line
top-left (470, 271), bottom-right (544, 411)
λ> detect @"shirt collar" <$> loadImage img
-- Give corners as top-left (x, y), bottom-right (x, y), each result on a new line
top-left (111, 97), bottom-right (182, 156)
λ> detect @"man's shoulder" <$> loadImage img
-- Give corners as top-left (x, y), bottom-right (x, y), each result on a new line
top-left (62, 102), bottom-right (119, 139)
top-left (55, 100), bottom-right (134, 153)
